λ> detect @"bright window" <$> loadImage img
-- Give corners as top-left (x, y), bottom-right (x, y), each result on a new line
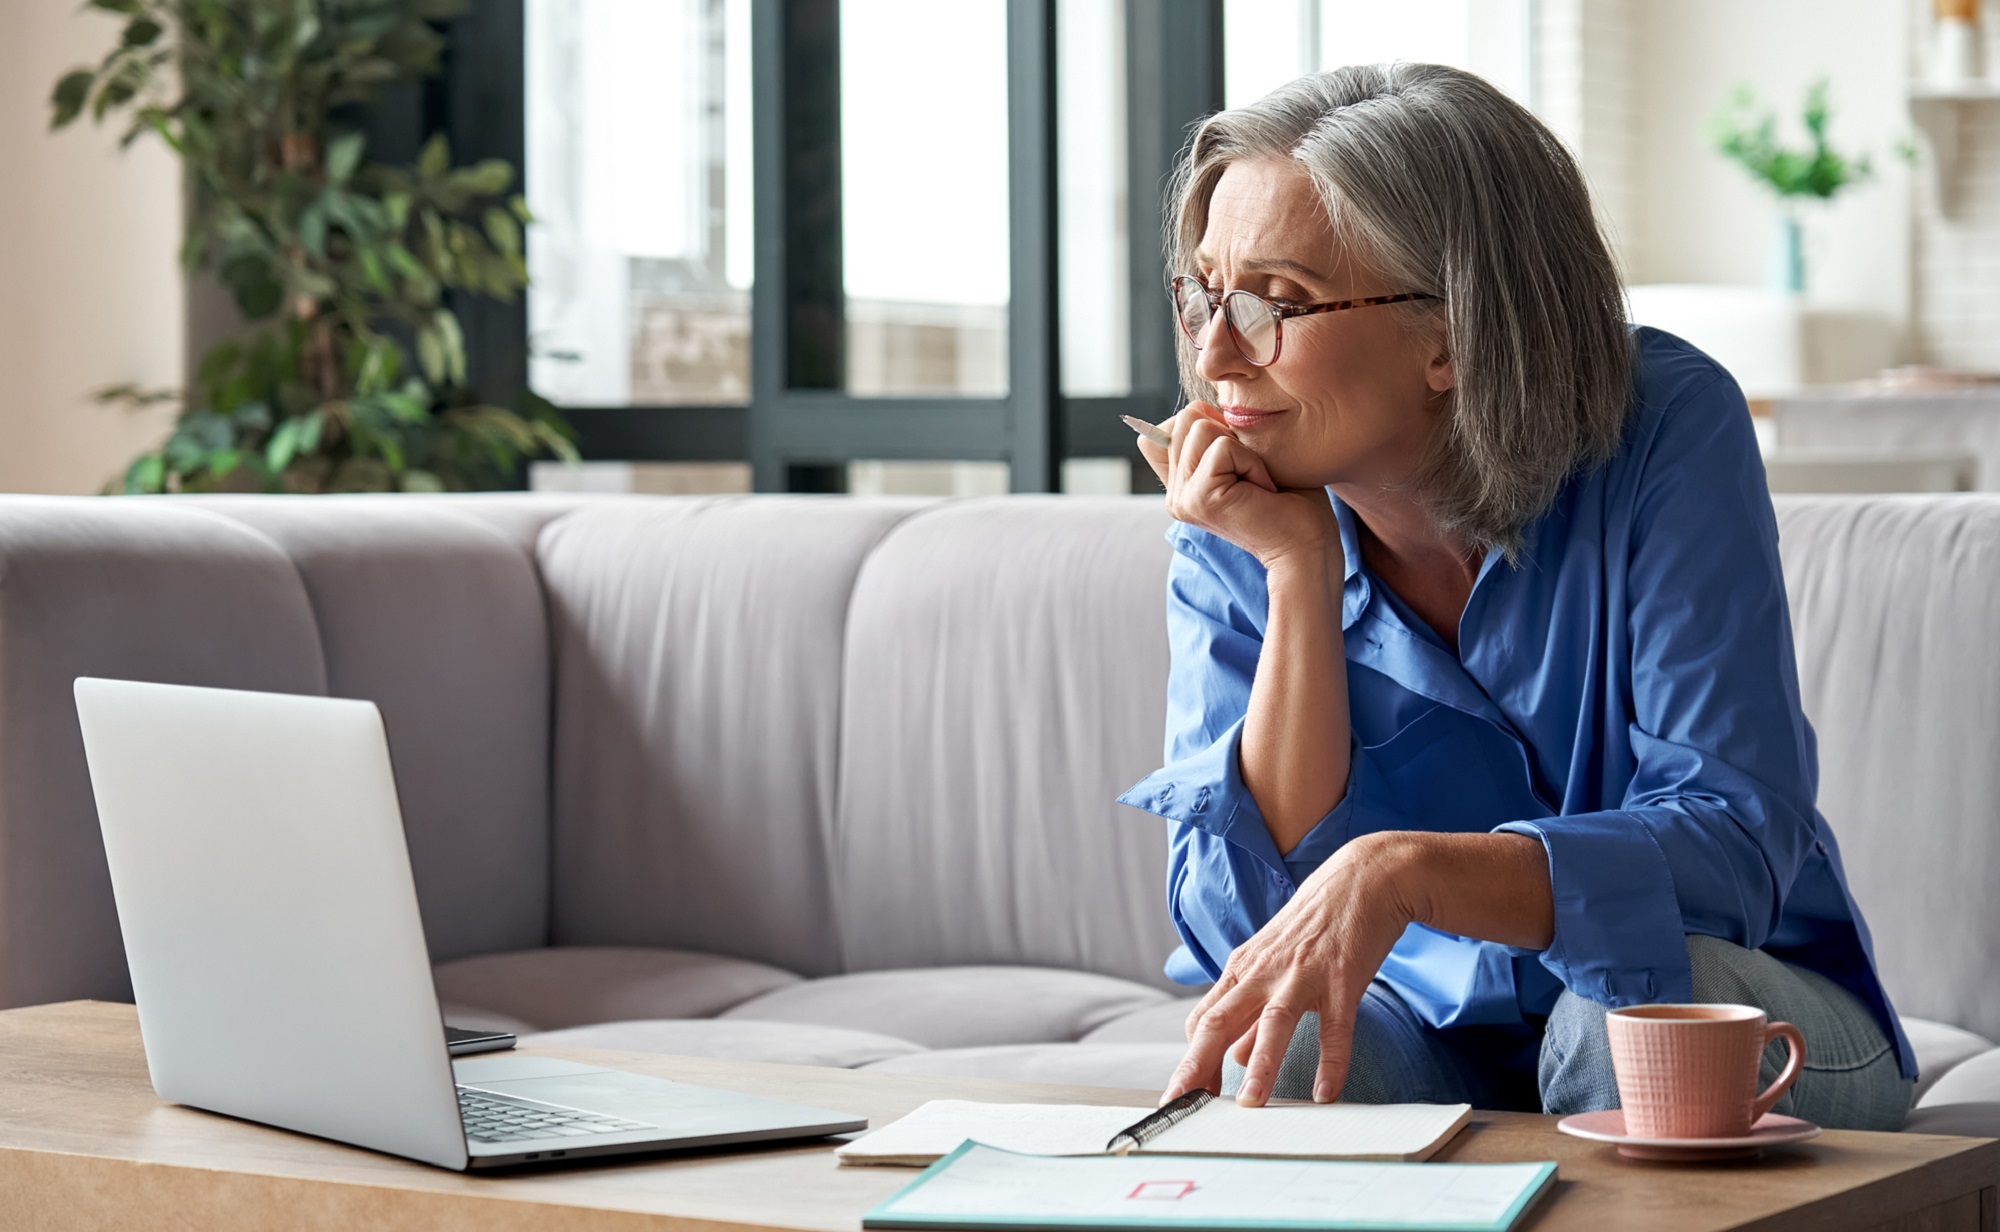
top-left (1224, 0), bottom-right (1533, 112)
top-left (526, 0), bottom-right (754, 407)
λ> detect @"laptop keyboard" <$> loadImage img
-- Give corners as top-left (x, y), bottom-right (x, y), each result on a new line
top-left (457, 1085), bottom-right (656, 1143)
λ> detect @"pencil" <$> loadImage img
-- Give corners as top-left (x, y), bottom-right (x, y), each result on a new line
top-left (1121, 414), bottom-right (1171, 448)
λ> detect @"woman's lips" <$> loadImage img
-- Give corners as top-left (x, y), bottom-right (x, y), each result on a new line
top-left (1222, 405), bottom-right (1286, 430)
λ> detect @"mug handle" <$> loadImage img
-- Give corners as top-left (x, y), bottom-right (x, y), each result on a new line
top-left (1749, 1020), bottom-right (1807, 1122)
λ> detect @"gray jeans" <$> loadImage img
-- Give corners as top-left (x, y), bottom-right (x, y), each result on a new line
top-left (1220, 935), bottom-right (1912, 1130)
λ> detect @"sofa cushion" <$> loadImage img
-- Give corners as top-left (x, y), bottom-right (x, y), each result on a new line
top-left (718, 966), bottom-right (1170, 1048)
top-left (523, 1019), bottom-right (923, 1069)
top-left (1899, 1102), bottom-right (2000, 1138)
top-left (1775, 496), bottom-right (2000, 1041)
top-left (1080, 999), bottom-right (1201, 1044)
top-left (834, 497), bottom-right (1183, 988)
top-left (432, 946), bottom-right (800, 1030)
top-left (1916, 1046), bottom-right (2000, 1110)
top-left (539, 497), bottom-right (923, 977)
top-left (864, 1043), bottom-right (1186, 1092)
top-left (1903, 1017), bottom-right (1999, 1103)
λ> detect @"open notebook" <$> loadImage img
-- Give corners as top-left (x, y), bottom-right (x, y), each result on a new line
top-left (835, 1097), bottom-right (1472, 1167)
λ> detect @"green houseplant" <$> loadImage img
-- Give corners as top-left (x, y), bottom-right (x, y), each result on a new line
top-left (1708, 79), bottom-right (1875, 294)
top-left (51, 0), bottom-right (574, 493)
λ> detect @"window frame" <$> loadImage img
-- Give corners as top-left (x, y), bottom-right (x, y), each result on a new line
top-left (431, 0), bottom-right (1222, 492)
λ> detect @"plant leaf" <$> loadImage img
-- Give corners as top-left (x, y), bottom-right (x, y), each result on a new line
top-left (416, 325), bottom-right (445, 384)
top-left (326, 132), bottom-right (365, 184)
top-left (298, 203), bottom-right (328, 257)
top-left (451, 159), bottom-right (513, 197)
top-left (435, 309), bottom-right (466, 385)
top-left (265, 417), bottom-right (303, 473)
top-left (123, 452), bottom-right (166, 494)
top-left (482, 206), bottom-right (520, 257)
top-left (121, 17), bottom-right (162, 48)
top-left (50, 69), bottom-right (95, 128)
top-left (417, 133), bottom-right (450, 180)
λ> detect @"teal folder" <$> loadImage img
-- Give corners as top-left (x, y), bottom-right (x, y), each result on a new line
top-left (862, 1142), bottom-right (1557, 1232)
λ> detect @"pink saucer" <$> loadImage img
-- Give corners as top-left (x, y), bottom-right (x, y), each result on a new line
top-left (1556, 1110), bottom-right (1822, 1161)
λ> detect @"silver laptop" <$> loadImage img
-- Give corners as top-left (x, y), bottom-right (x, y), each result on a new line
top-left (73, 677), bottom-right (866, 1171)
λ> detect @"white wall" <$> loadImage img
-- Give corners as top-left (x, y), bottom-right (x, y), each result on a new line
top-left (0, 3), bottom-right (182, 494)
top-left (1625, 0), bottom-right (1912, 368)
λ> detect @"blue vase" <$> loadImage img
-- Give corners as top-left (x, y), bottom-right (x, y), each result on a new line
top-left (1767, 212), bottom-right (1805, 294)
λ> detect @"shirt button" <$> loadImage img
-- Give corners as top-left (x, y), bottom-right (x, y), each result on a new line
top-left (1192, 787), bottom-right (1210, 814)
top-left (1272, 871), bottom-right (1292, 890)
top-left (1643, 973), bottom-right (1656, 998)
top-left (1815, 840), bottom-right (1828, 856)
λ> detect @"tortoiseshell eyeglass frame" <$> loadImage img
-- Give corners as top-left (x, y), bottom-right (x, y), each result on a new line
top-left (1169, 274), bottom-right (1440, 367)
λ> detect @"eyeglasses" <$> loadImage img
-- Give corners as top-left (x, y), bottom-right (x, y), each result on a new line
top-left (1169, 274), bottom-right (1438, 367)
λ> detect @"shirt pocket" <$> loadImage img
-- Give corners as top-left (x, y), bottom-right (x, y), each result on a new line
top-left (1348, 704), bottom-right (1555, 836)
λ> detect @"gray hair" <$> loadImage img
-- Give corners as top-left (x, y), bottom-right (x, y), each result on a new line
top-left (1168, 63), bottom-right (1631, 558)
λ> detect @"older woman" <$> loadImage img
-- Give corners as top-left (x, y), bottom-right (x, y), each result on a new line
top-left (1118, 63), bottom-right (1913, 1128)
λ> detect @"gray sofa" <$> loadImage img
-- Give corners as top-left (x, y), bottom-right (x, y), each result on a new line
top-left (1, 491), bottom-right (1997, 1135)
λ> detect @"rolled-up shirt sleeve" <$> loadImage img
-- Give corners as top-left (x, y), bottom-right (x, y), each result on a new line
top-left (1119, 526), bottom-right (1356, 982)
top-left (1497, 371), bottom-right (1822, 1007)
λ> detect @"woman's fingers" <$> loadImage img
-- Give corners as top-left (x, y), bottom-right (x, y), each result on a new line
top-left (1234, 997), bottom-right (1305, 1107)
top-left (1135, 424), bottom-right (1169, 485)
top-left (1163, 986), bottom-right (1258, 1103)
top-left (1192, 430), bottom-right (1279, 496)
top-left (1229, 1020), bottom-right (1260, 1068)
top-left (1313, 1008), bottom-right (1352, 1104)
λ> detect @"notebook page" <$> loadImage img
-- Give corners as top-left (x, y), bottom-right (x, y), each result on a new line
top-left (1146, 1099), bottom-right (1471, 1161)
top-left (865, 1144), bottom-right (1555, 1231)
top-left (836, 1101), bottom-right (1143, 1164)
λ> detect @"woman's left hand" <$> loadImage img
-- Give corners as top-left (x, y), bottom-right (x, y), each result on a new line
top-left (1161, 832), bottom-right (1417, 1107)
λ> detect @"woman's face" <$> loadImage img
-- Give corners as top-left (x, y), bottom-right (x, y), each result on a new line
top-left (1190, 157), bottom-right (1453, 492)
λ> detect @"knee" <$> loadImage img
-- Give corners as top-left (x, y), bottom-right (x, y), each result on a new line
top-left (1538, 990), bottom-right (1619, 1115)
top-left (1685, 933), bottom-right (1764, 1004)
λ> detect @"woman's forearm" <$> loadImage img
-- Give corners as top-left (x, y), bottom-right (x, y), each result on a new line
top-left (1240, 551), bottom-right (1351, 855)
top-left (1378, 831), bottom-right (1555, 950)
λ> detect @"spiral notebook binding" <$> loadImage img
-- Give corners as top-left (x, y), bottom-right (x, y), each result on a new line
top-left (1106, 1089), bottom-right (1216, 1153)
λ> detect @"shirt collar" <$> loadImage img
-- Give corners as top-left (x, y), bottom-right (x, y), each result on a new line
top-left (1329, 489), bottom-right (1369, 630)
top-left (1328, 488), bottom-right (1514, 731)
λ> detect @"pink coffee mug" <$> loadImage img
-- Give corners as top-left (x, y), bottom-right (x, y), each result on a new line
top-left (1605, 1003), bottom-right (1805, 1139)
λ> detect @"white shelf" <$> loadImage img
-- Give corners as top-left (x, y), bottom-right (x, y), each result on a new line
top-left (1910, 81), bottom-right (2000, 101)
top-left (1908, 84), bottom-right (2000, 214)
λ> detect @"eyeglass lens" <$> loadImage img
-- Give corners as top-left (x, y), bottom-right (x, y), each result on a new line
top-left (1173, 280), bottom-right (1280, 365)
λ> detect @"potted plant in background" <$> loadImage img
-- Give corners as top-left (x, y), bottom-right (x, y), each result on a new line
top-left (1708, 78), bottom-right (1875, 296)
top-left (50, 0), bottom-right (575, 493)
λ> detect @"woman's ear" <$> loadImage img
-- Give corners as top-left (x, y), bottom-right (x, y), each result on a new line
top-left (1424, 332), bottom-right (1456, 394)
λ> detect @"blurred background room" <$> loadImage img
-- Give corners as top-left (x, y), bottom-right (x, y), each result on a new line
top-left (5, 0), bottom-right (1998, 499)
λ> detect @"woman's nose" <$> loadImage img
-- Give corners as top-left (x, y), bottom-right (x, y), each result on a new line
top-left (1193, 309), bottom-right (1255, 384)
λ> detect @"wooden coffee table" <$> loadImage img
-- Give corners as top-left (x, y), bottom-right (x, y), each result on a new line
top-left (0, 1001), bottom-right (1992, 1231)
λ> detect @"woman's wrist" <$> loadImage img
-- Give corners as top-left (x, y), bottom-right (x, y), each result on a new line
top-left (1259, 530), bottom-right (1344, 591)
top-left (1353, 831), bottom-right (1556, 951)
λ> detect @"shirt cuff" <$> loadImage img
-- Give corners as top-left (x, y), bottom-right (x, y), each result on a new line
top-left (1118, 716), bottom-right (1282, 869)
top-left (1495, 812), bottom-right (1694, 1007)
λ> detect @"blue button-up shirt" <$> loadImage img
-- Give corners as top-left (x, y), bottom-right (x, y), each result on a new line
top-left (1118, 328), bottom-right (1915, 1079)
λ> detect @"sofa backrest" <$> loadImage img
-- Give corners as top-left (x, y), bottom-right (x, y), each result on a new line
top-left (0, 494), bottom-right (583, 1010)
top-left (0, 498), bottom-right (326, 1008)
top-left (539, 497), bottom-right (926, 977)
top-left (1773, 495), bottom-right (2000, 1041)
top-left (833, 497), bottom-right (1183, 989)
top-left (180, 496), bottom-right (566, 964)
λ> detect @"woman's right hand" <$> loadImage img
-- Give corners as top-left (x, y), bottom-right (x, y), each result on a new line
top-left (1136, 403), bottom-right (1341, 573)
